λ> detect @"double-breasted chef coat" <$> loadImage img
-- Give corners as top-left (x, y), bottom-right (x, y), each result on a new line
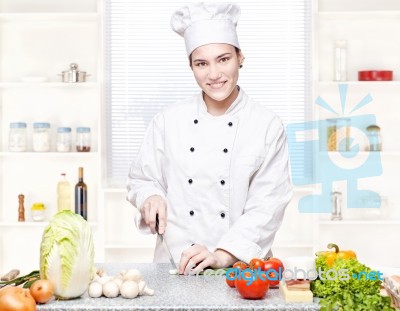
top-left (127, 87), bottom-right (293, 264)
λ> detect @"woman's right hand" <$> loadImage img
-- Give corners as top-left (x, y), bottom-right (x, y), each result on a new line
top-left (141, 195), bottom-right (167, 234)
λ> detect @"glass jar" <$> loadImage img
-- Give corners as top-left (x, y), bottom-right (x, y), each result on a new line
top-left (31, 203), bottom-right (46, 222)
top-left (33, 122), bottom-right (51, 152)
top-left (9, 122), bottom-right (27, 152)
top-left (76, 127), bottom-right (91, 152)
top-left (57, 127), bottom-right (72, 152)
top-left (366, 125), bottom-right (382, 151)
top-left (335, 118), bottom-right (351, 152)
top-left (334, 39), bottom-right (347, 82)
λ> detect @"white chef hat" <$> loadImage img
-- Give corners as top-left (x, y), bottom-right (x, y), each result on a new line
top-left (170, 2), bottom-right (241, 56)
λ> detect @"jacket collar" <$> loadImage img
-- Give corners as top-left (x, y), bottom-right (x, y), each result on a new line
top-left (197, 86), bottom-right (246, 117)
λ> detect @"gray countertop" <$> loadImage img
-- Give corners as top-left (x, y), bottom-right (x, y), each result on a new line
top-left (37, 263), bottom-right (320, 311)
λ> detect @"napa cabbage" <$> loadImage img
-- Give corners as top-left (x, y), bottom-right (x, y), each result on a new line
top-left (40, 210), bottom-right (94, 299)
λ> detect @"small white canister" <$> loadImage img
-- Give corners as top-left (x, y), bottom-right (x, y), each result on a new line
top-left (57, 127), bottom-right (72, 152)
top-left (33, 122), bottom-right (51, 152)
top-left (9, 122), bottom-right (28, 152)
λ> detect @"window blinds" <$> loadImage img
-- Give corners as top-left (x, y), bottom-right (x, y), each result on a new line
top-left (104, 0), bottom-right (312, 187)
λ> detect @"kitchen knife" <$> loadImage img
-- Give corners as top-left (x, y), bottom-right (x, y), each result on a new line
top-left (156, 216), bottom-right (179, 271)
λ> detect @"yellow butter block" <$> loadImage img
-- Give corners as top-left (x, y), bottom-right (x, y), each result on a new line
top-left (279, 281), bottom-right (313, 303)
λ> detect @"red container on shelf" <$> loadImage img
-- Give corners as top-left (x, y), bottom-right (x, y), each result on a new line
top-left (358, 70), bottom-right (393, 81)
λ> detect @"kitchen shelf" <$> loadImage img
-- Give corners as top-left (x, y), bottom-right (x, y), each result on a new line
top-left (0, 13), bottom-right (98, 22)
top-left (0, 221), bottom-right (48, 227)
top-left (0, 221), bottom-right (99, 227)
top-left (0, 82), bottom-right (99, 89)
top-left (318, 220), bottom-right (400, 225)
top-left (0, 152), bottom-right (99, 158)
top-left (313, 0), bottom-right (400, 268)
top-left (317, 81), bottom-right (400, 87)
top-left (102, 188), bottom-right (126, 193)
top-left (0, 0), bottom-right (103, 274)
top-left (319, 151), bottom-right (400, 158)
top-left (318, 11), bottom-right (400, 20)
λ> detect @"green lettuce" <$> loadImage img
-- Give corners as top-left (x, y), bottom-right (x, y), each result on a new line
top-left (40, 210), bottom-right (94, 299)
top-left (312, 256), bottom-right (394, 311)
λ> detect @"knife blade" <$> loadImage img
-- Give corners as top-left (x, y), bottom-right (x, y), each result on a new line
top-left (156, 216), bottom-right (178, 271)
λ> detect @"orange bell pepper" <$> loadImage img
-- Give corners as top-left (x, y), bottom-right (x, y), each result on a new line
top-left (316, 243), bottom-right (357, 267)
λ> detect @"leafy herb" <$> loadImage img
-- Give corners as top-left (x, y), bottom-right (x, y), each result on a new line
top-left (312, 256), bottom-right (394, 311)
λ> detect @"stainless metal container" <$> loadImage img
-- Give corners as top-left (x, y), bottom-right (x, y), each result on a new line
top-left (60, 63), bottom-right (90, 83)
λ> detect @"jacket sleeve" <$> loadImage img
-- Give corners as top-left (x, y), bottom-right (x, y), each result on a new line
top-left (126, 113), bottom-right (167, 233)
top-left (216, 117), bottom-right (293, 262)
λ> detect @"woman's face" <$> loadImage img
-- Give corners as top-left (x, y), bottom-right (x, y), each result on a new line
top-left (190, 44), bottom-right (243, 106)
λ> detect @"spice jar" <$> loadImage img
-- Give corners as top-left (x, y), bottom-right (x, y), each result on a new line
top-left (366, 125), bottom-right (382, 151)
top-left (31, 203), bottom-right (46, 222)
top-left (326, 119), bottom-right (337, 151)
top-left (9, 122), bottom-right (27, 152)
top-left (33, 122), bottom-right (51, 152)
top-left (57, 127), bottom-right (72, 152)
top-left (335, 118), bottom-right (351, 152)
top-left (76, 127), bottom-right (91, 152)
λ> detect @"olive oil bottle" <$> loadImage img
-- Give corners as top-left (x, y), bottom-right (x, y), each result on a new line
top-left (75, 167), bottom-right (88, 220)
top-left (57, 173), bottom-right (71, 212)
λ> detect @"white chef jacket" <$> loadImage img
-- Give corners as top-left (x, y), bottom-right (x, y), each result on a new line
top-left (127, 88), bottom-right (293, 264)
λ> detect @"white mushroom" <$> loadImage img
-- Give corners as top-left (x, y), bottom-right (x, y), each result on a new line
top-left (94, 267), bottom-right (107, 277)
top-left (122, 268), bottom-right (142, 283)
top-left (113, 276), bottom-right (123, 288)
top-left (88, 281), bottom-right (103, 298)
top-left (103, 280), bottom-right (120, 298)
top-left (169, 268), bottom-right (178, 275)
top-left (98, 275), bottom-right (113, 285)
top-left (120, 280), bottom-right (139, 299)
top-left (138, 280), bottom-right (155, 296)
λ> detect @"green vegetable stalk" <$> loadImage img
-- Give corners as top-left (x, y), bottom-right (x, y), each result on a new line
top-left (0, 270), bottom-right (40, 289)
top-left (312, 256), bottom-right (394, 311)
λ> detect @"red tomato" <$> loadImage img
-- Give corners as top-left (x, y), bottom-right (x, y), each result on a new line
top-left (268, 257), bottom-right (284, 270)
top-left (233, 261), bottom-right (248, 270)
top-left (226, 261), bottom-right (248, 288)
top-left (263, 259), bottom-right (283, 287)
top-left (249, 258), bottom-right (264, 271)
top-left (235, 270), bottom-right (269, 299)
top-left (225, 271), bottom-right (236, 288)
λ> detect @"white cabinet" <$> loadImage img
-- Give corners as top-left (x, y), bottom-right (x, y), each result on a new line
top-left (0, 0), bottom-right (103, 273)
top-left (312, 0), bottom-right (400, 268)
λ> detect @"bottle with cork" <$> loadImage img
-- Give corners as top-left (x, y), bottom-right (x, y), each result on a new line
top-left (75, 167), bottom-right (88, 220)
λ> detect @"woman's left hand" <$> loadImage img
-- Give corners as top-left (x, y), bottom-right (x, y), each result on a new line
top-left (178, 245), bottom-right (237, 275)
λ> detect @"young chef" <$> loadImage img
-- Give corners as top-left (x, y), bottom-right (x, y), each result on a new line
top-left (127, 2), bottom-right (293, 275)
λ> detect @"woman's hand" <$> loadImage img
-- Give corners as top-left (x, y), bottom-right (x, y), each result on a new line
top-left (141, 195), bottom-right (167, 234)
top-left (178, 245), bottom-right (237, 275)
